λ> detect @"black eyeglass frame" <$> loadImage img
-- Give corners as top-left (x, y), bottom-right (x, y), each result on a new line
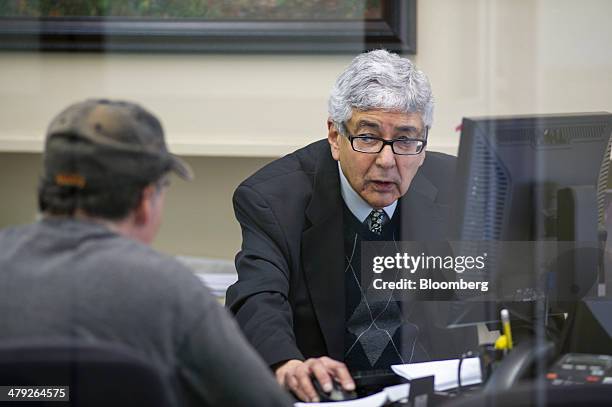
top-left (341, 126), bottom-right (429, 155)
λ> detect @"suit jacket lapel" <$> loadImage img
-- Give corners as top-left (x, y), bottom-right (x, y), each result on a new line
top-left (302, 152), bottom-right (346, 361)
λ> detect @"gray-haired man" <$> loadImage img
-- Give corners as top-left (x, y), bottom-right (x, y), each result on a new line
top-left (227, 50), bottom-right (476, 402)
top-left (0, 99), bottom-right (292, 407)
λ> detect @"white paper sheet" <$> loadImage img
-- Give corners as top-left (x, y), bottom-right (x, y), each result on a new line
top-left (382, 383), bottom-right (411, 403)
top-left (195, 273), bottom-right (237, 297)
top-left (391, 357), bottom-right (482, 391)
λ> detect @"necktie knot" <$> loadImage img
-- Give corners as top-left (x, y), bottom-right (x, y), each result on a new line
top-left (365, 209), bottom-right (389, 235)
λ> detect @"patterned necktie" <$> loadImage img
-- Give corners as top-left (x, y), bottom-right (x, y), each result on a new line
top-left (365, 209), bottom-right (389, 235)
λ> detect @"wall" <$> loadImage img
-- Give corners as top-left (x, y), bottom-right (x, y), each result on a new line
top-left (1, 0), bottom-right (611, 259)
top-left (0, 152), bottom-right (273, 259)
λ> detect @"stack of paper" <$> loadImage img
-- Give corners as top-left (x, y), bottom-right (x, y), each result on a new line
top-left (176, 255), bottom-right (238, 298)
top-left (195, 272), bottom-right (238, 298)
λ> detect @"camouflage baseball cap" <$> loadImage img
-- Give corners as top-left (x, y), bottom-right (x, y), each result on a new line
top-left (44, 99), bottom-right (193, 190)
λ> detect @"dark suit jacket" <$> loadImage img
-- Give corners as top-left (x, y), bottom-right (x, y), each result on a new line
top-left (226, 139), bottom-right (475, 367)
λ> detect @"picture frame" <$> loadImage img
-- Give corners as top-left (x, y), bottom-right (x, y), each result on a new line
top-left (0, 0), bottom-right (416, 54)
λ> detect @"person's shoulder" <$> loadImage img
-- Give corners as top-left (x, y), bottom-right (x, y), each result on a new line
top-left (0, 224), bottom-right (30, 255)
top-left (97, 236), bottom-right (190, 276)
top-left (0, 222), bottom-right (49, 249)
top-left (423, 151), bottom-right (456, 171)
top-left (96, 236), bottom-right (219, 301)
top-left (238, 139), bottom-right (329, 190)
top-left (79, 232), bottom-right (199, 287)
top-left (416, 151), bottom-right (457, 202)
top-left (420, 151), bottom-right (456, 181)
top-left (0, 223), bottom-right (29, 240)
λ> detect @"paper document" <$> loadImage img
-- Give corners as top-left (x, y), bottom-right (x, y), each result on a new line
top-left (195, 273), bottom-right (238, 297)
top-left (176, 255), bottom-right (237, 298)
top-left (294, 383), bottom-right (409, 407)
top-left (392, 357), bottom-right (481, 391)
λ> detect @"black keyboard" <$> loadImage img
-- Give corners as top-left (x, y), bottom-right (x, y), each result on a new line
top-left (351, 369), bottom-right (408, 393)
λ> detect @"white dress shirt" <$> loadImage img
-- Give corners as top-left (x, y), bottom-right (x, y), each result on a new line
top-left (337, 162), bottom-right (397, 222)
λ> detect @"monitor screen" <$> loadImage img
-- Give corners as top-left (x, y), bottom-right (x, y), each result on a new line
top-left (454, 112), bottom-right (611, 242)
top-left (447, 112), bottom-right (612, 327)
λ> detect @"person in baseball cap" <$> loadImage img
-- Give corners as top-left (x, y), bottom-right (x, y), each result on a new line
top-left (0, 99), bottom-right (293, 406)
top-left (39, 99), bottom-right (193, 226)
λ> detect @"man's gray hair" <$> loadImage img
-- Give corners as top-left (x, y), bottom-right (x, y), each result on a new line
top-left (328, 49), bottom-right (434, 130)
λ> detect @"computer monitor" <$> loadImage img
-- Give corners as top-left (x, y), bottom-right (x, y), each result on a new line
top-left (447, 112), bottom-right (612, 328)
top-left (560, 297), bottom-right (612, 354)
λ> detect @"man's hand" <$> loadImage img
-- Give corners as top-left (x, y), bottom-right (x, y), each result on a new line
top-left (274, 357), bottom-right (355, 402)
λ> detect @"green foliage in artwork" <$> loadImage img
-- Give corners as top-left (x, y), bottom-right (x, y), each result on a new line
top-left (0, 0), bottom-right (382, 20)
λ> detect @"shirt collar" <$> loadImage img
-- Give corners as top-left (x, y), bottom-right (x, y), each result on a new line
top-left (337, 162), bottom-right (397, 223)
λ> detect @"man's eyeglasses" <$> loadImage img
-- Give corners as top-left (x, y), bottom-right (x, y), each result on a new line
top-left (340, 126), bottom-right (428, 155)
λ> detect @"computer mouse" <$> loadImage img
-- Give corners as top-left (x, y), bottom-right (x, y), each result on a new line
top-left (311, 377), bottom-right (358, 402)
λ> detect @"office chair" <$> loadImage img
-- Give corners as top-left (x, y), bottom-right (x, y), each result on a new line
top-left (0, 337), bottom-right (175, 407)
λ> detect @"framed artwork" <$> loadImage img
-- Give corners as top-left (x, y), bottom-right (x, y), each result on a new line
top-left (0, 0), bottom-right (416, 53)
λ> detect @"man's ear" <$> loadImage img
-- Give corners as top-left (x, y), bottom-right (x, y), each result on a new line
top-left (327, 119), bottom-right (341, 161)
top-left (133, 184), bottom-right (157, 226)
